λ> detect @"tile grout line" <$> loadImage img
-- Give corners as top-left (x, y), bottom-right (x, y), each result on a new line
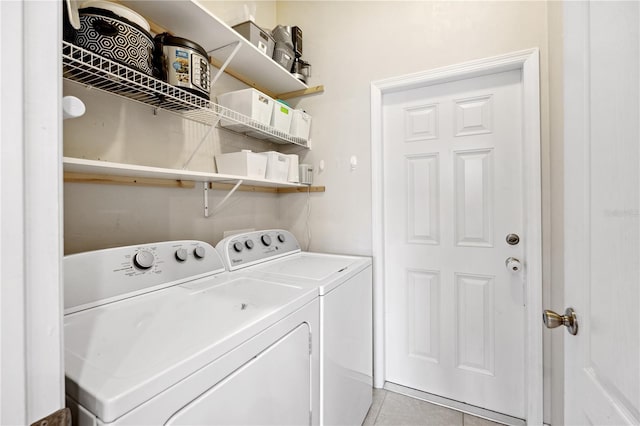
top-left (372, 389), bottom-right (388, 425)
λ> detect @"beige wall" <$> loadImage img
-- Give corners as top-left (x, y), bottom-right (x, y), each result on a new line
top-left (547, 2), bottom-right (564, 426)
top-left (277, 0), bottom-right (551, 254)
top-left (63, 2), bottom-right (564, 423)
top-left (63, 1), bottom-right (282, 254)
top-left (276, 1), bottom-right (561, 424)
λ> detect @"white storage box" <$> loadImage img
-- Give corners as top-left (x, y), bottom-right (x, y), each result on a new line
top-left (215, 150), bottom-right (267, 179)
top-left (290, 109), bottom-right (312, 141)
top-left (261, 151), bottom-right (291, 182)
top-left (287, 154), bottom-right (299, 183)
top-left (217, 89), bottom-right (274, 131)
top-left (271, 102), bottom-right (293, 134)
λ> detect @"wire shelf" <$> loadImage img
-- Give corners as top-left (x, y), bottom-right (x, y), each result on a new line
top-left (62, 41), bottom-right (309, 147)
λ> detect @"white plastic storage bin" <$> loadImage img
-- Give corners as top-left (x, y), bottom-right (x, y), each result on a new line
top-left (271, 102), bottom-right (293, 134)
top-left (287, 154), bottom-right (299, 183)
top-left (290, 109), bottom-right (312, 141)
top-left (261, 151), bottom-right (291, 182)
top-left (217, 89), bottom-right (274, 131)
top-left (215, 150), bottom-right (267, 179)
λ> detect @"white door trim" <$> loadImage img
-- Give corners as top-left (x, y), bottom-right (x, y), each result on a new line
top-left (1, 1), bottom-right (64, 423)
top-left (370, 49), bottom-right (542, 424)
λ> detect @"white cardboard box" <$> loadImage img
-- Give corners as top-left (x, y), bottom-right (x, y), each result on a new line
top-left (287, 154), bottom-right (299, 183)
top-left (217, 88), bottom-right (274, 130)
top-left (215, 150), bottom-right (267, 178)
top-left (271, 102), bottom-right (293, 133)
top-left (290, 109), bottom-right (311, 141)
top-left (261, 151), bottom-right (291, 181)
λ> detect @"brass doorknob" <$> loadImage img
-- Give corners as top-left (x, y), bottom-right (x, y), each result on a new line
top-left (543, 308), bottom-right (578, 336)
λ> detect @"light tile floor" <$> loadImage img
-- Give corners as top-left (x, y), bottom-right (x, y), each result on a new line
top-left (362, 389), bottom-right (505, 426)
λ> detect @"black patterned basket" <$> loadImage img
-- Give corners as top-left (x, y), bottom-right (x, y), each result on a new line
top-left (75, 7), bottom-right (155, 77)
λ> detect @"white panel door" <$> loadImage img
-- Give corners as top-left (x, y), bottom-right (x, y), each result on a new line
top-left (563, 1), bottom-right (640, 424)
top-left (383, 69), bottom-right (527, 418)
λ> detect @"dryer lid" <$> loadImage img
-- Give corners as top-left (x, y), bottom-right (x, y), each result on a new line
top-left (253, 252), bottom-right (372, 295)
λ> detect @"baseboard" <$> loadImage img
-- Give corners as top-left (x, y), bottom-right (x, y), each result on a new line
top-left (383, 382), bottom-right (528, 426)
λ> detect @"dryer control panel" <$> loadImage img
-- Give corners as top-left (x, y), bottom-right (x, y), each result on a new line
top-left (216, 229), bottom-right (301, 271)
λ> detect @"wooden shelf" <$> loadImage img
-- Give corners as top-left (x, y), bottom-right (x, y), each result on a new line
top-left (63, 157), bottom-right (325, 193)
top-left (121, 0), bottom-right (315, 98)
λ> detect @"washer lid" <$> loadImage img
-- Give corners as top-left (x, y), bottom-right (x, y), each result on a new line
top-left (253, 252), bottom-right (372, 294)
top-left (64, 275), bottom-right (315, 423)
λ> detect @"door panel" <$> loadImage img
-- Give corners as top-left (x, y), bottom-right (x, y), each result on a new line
top-left (383, 70), bottom-right (526, 418)
top-left (564, 1), bottom-right (640, 424)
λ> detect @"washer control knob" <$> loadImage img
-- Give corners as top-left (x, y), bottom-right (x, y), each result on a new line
top-left (261, 234), bottom-right (272, 246)
top-left (245, 239), bottom-right (254, 250)
top-left (133, 250), bottom-right (154, 270)
top-left (277, 233), bottom-right (286, 243)
top-left (233, 242), bottom-right (244, 253)
top-left (194, 246), bottom-right (206, 259)
top-left (175, 248), bottom-right (188, 262)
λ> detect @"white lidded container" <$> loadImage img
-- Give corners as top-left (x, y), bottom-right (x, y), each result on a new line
top-left (215, 150), bottom-right (267, 179)
top-left (287, 154), bottom-right (299, 183)
top-left (217, 88), bottom-right (274, 130)
top-left (271, 101), bottom-right (293, 134)
top-left (290, 109), bottom-right (312, 141)
top-left (261, 151), bottom-right (291, 182)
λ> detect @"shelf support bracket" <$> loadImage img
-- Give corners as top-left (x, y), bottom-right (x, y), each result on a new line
top-left (182, 114), bottom-right (222, 171)
top-left (209, 41), bottom-right (242, 87)
top-left (211, 179), bottom-right (243, 215)
top-left (204, 179), bottom-right (244, 218)
top-left (203, 182), bottom-right (209, 217)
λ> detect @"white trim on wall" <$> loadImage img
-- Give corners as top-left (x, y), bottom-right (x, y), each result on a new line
top-left (24, 1), bottom-right (65, 420)
top-left (1, 1), bottom-right (64, 423)
top-left (370, 49), bottom-right (542, 425)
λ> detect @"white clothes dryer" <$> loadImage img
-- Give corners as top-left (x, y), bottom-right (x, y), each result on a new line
top-left (216, 230), bottom-right (373, 426)
top-left (63, 240), bottom-right (319, 425)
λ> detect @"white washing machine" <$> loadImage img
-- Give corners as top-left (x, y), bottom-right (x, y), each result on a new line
top-left (63, 240), bottom-right (319, 425)
top-left (216, 229), bottom-right (373, 426)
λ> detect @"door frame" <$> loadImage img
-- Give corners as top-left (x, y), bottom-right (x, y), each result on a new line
top-left (370, 49), bottom-right (542, 424)
top-left (1, 1), bottom-right (64, 423)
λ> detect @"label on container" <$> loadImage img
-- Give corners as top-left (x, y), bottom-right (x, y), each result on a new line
top-left (172, 49), bottom-right (190, 84)
top-left (280, 106), bottom-right (289, 114)
top-left (258, 95), bottom-right (269, 104)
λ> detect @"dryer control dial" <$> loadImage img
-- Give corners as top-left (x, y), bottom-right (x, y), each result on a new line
top-left (175, 248), bottom-right (188, 262)
top-left (133, 250), bottom-right (154, 270)
top-left (261, 234), bottom-right (272, 246)
top-left (233, 242), bottom-right (244, 253)
top-left (245, 239), bottom-right (254, 250)
top-left (277, 233), bottom-right (286, 243)
top-left (194, 246), bottom-right (206, 259)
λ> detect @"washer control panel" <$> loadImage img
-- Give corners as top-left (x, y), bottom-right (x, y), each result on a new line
top-left (216, 229), bottom-right (301, 271)
top-left (64, 240), bottom-right (225, 313)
